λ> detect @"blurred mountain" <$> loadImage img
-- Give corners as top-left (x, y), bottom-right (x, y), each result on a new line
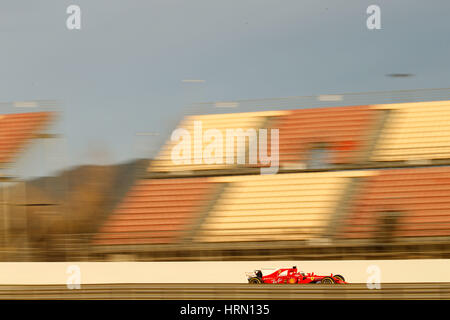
top-left (1, 158), bottom-right (149, 261)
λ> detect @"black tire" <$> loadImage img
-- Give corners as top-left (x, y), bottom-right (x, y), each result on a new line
top-left (248, 277), bottom-right (262, 284)
top-left (334, 274), bottom-right (345, 282)
top-left (321, 277), bottom-right (335, 284)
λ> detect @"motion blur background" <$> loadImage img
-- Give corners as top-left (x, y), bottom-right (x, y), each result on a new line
top-left (1, 0), bottom-right (450, 267)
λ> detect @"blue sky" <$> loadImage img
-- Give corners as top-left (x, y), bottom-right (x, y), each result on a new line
top-left (1, 0), bottom-right (450, 177)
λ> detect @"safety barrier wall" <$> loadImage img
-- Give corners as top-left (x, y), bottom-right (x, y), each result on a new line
top-left (0, 259), bottom-right (448, 285)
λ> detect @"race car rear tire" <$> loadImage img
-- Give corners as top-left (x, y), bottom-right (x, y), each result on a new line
top-left (321, 277), bottom-right (335, 284)
top-left (248, 277), bottom-right (262, 284)
top-left (334, 275), bottom-right (345, 282)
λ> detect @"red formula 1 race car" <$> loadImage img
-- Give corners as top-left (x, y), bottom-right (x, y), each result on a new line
top-left (246, 266), bottom-right (347, 284)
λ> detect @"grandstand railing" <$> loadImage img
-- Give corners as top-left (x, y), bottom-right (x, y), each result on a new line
top-left (188, 87), bottom-right (450, 115)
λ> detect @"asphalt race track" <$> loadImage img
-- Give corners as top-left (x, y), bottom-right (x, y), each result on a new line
top-left (0, 283), bottom-right (449, 299)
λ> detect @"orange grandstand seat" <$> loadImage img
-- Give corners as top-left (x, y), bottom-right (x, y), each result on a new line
top-left (92, 177), bottom-right (220, 245)
top-left (0, 112), bottom-right (53, 163)
top-left (340, 167), bottom-right (450, 240)
top-left (274, 106), bottom-right (378, 166)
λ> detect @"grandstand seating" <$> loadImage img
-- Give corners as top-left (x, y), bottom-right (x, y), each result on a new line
top-left (150, 106), bottom-right (381, 172)
top-left (339, 166), bottom-right (450, 240)
top-left (5, 100), bottom-right (450, 261)
top-left (371, 100), bottom-right (450, 162)
top-left (0, 112), bottom-right (53, 163)
top-left (275, 105), bottom-right (378, 166)
top-left (150, 111), bottom-right (287, 172)
top-left (91, 100), bottom-right (450, 259)
top-left (92, 178), bottom-right (220, 245)
top-left (195, 171), bottom-right (374, 242)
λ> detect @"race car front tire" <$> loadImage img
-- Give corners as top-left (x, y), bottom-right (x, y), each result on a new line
top-left (334, 274), bottom-right (345, 282)
top-left (321, 277), bottom-right (335, 284)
